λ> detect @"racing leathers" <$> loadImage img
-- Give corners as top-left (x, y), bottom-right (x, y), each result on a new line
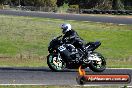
top-left (62, 29), bottom-right (86, 55)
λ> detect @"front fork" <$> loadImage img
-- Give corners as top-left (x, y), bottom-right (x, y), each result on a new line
top-left (57, 53), bottom-right (61, 61)
top-left (52, 52), bottom-right (63, 67)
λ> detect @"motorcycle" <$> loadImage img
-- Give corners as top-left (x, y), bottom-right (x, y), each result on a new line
top-left (47, 35), bottom-right (106, 72)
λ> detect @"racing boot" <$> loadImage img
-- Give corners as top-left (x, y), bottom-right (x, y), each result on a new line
top-left (81, 45), bottom-right (87, 57)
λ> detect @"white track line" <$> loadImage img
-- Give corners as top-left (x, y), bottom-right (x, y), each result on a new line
top-left (118, 24), bottom-right (127, 25)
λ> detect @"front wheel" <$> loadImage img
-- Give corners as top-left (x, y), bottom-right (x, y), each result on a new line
top-left (47, 53), bottom-right (66, 71)
top-left (89, 52), bottom-right (106, 72)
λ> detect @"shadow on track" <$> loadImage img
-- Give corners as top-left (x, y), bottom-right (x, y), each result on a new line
top-left (0, 67), bottom-right (81, 72)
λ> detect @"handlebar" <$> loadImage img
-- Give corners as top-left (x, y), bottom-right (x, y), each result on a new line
top-left (54, 35), bottom-right (69, 44)
top-left (56, 35), bottom-right (62, 39)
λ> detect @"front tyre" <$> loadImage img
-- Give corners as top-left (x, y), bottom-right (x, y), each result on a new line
top-left (89, 52), bottom-right (106, 72)
top-left (47, 53), bottom-right (66, 72)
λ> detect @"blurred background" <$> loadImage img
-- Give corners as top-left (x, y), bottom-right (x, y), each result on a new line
top-left (0, 0), bottom-right (132, 14)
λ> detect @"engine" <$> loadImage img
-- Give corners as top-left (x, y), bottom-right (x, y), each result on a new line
top-left (65, 44), bottom-right (81, 62)
top-left (65, 44), bottom-right (77, 54)
top-left (58, 44), bottom-right (80, 62)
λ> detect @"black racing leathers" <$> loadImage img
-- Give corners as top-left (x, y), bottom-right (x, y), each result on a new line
top-left (62, 29), bottom-right (85, 52)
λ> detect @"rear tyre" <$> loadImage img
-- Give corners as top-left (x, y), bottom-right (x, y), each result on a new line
top-left (47, 53), bottom-right (66, 72)
top-left (89, 52), bottom-right (106, 72)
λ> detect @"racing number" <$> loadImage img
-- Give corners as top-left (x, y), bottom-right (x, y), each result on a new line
top-left (58, 45), bottom-right (66, 51)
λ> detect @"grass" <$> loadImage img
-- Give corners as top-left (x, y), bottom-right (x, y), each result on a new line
top-left (0, 15), bottom-right (132, 68)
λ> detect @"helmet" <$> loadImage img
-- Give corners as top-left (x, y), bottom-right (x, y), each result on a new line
top-left (61, 23), bottom-right (71, 34)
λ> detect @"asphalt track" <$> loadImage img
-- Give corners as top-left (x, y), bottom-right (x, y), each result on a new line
top-left (0, 67), bottom-right (131, 86)
top-left (0, 10), bottom-right (132, 24)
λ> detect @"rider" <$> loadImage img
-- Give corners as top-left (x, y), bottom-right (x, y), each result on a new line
top-left (61, 23), bottom-right (86, 56)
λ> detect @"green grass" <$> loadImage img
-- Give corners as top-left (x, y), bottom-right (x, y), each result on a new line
top-left (0, 15), bottom-right (132, 68)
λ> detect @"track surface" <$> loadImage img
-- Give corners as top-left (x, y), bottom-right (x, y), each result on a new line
top-left (0, 10), bottom-right (132, 24)
top-left (0, 67), bottom-right (131, 86)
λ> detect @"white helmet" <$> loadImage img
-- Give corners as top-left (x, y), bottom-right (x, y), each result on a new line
top-left (61, 23), bottom-right (72, 34)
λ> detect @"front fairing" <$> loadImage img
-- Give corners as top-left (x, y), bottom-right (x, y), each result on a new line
top-left (48, 38), bottom-right (61, 52)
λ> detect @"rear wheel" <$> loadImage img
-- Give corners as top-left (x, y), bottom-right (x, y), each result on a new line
top-left (89, 52), bottom-right (106, 72)
top-left (47, 53), bottom-right (66, 71)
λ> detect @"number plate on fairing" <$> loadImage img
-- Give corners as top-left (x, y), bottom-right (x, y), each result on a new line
top-left (58, 45), bottom-right (66, 52)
